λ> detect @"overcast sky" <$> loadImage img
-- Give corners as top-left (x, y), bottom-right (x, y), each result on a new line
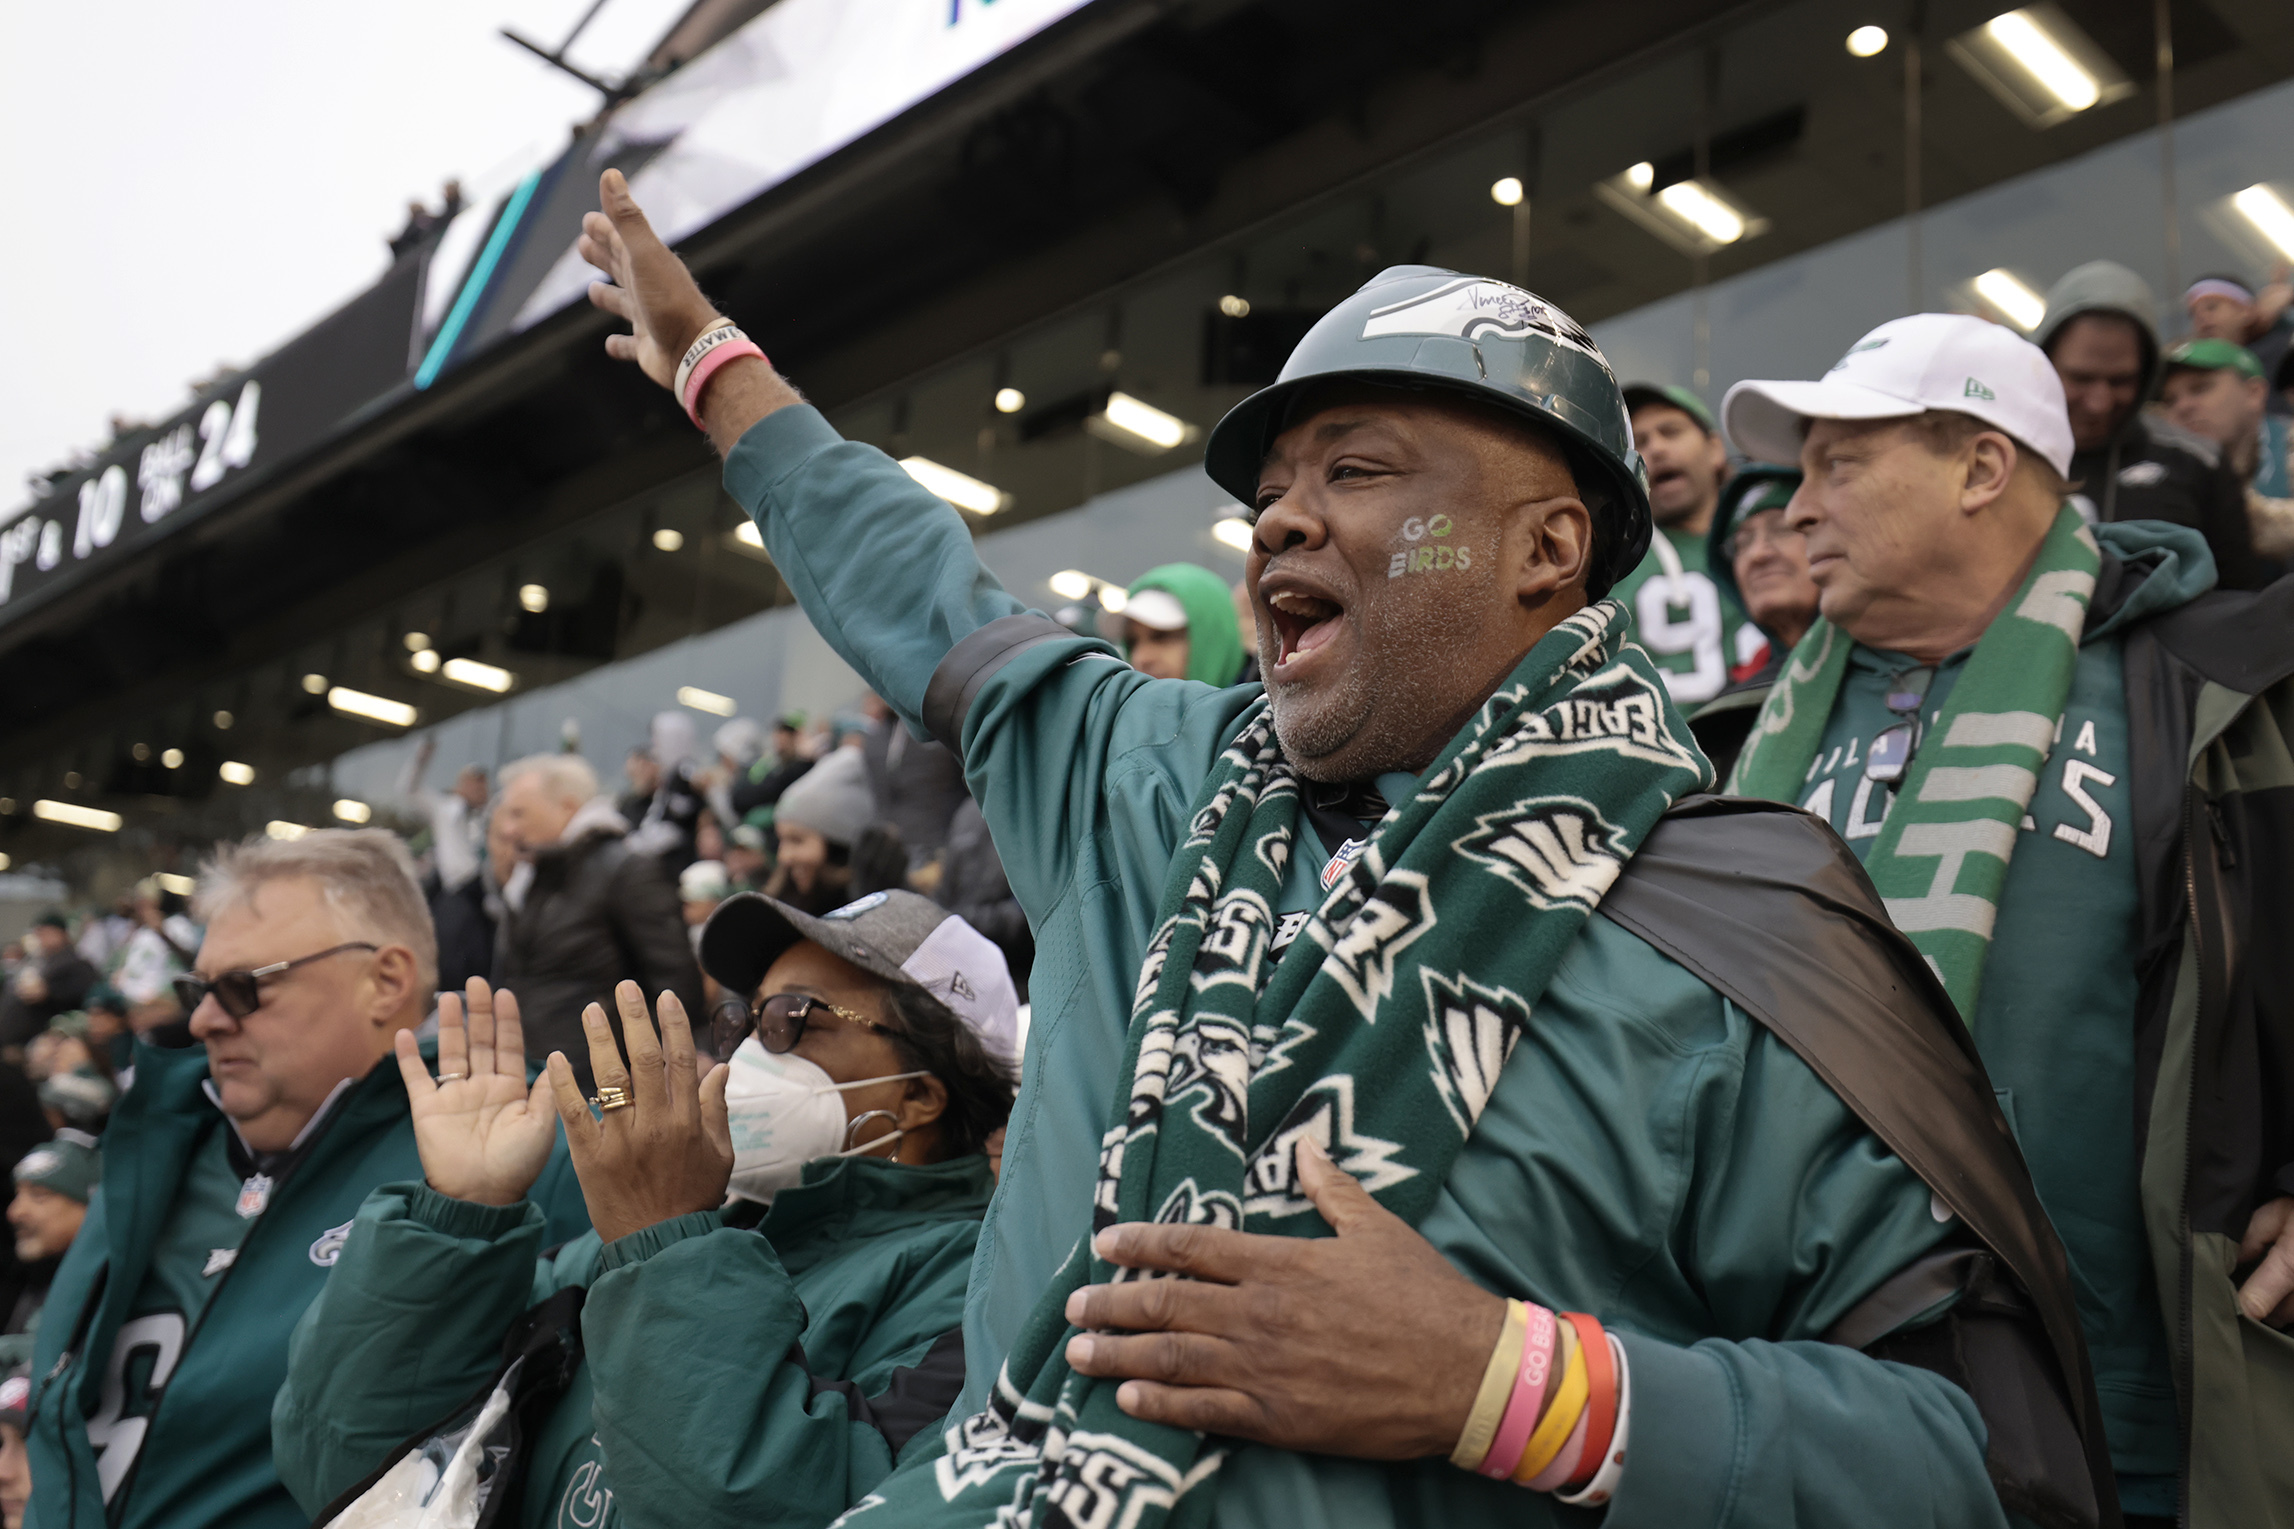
top-left (0, 0), bottom-right (694, 509)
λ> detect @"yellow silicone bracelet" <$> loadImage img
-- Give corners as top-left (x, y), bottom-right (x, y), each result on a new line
top-left (1450, 1300), bottom-right (1528, 1469)
top-left (1513, 1326), bottom-right (1590, 1483)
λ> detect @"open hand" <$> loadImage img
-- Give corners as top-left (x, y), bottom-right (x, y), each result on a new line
top-left (2238, 1195), bottom-right (2294, 1326)
top-left (1061, 1139), bottom-right (1504, 1458)
top-left (395, 978), bottom-right (558, 1207)
top-left (578, 169), bottom-right (723, 391)
top-left (546, 981), bottom-right (732, 1245)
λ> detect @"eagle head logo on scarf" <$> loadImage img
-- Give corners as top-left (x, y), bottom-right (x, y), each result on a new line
top-left (833, 600), bottom-right (1711, 1529)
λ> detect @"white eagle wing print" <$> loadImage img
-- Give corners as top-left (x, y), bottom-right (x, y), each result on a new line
top-left (1359, 277), bottom-right (1609, 368)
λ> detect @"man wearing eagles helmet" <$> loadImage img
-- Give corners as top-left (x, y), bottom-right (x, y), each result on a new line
top-left (560, 168), bottom-right (2117, 1529)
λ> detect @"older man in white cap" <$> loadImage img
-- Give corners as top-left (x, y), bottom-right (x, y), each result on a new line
top-left (1721, 312), bottom-right (2294, 1529)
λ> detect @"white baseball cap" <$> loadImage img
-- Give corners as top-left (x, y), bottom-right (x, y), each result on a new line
top-left (1096, 585), bottom-right (1189, 641)
top-left (1722, 313), bottom-right (2074, 477)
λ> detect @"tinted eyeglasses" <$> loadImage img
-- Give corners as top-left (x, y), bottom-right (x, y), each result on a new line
top-left (1718, 513), bottom-right (1803, 564)
top-left (1865, 667), bottom-right (1936, 786)
top-left (710, 991), bottom-right (899, 1058)
top-left (173, 942), bottom-right (379, 1020)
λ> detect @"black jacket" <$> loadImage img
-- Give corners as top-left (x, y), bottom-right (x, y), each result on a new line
top-left (492, 824), bottom-right (703, 1090)
top-left (934, 798), bottom-right (1033, 1002)
top-left (861, 722), bottom-right (968, 864)
top-left (2072, 414), bottom-right (2272, 591)
top-left (0, 948), bottom-right (98, 1051)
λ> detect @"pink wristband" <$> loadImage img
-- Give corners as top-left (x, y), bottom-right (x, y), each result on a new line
top-left (683, 339), bottom-right (766, 427)
top-left (1525, 1396), bottom-right (1592, 1491)
top-left (1477, 1303), bottom-right (1556, 1477)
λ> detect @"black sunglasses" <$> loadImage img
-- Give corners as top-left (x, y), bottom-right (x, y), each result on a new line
top-left (1865, 667), bottom-right (1936, 787)
top-left (174, 942), bottom-right (378, 1020)
top-left (710, 991), bottom-right (899, 1059)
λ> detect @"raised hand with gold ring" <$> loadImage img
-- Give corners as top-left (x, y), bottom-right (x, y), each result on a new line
top-left (394, 976), bottom-right (560, 1208)
top-left (547, 981), bottom-right (732, 1244)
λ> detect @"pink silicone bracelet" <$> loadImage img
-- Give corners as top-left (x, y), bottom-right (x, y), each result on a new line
top-left (1477, 1303), bottom-right (1556, 1477)
top-left (683, 338), bottom-right (766, 427)
top-left (1525, 1396), bottom-right (1592, 1491)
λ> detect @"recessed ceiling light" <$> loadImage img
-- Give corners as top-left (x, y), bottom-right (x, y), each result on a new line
top-left (1212, 517), bottom-right (1254, 552)
top-left (652, 527), bottom-right (685, 551)
top-left (899, 457), bottom-right (1008, 514)
top-left (1626, 162), bottom-right (1655, 192)
top-left (441, 657), bottom-right (514, 693)
top-left (1217, 295), bottom-right (1250, 318)
top-left (1973, 268), bottom-right (2047, 330)
top-left (327, 686), bottom-right (419, 727)
top-left (161, 748), bottom-right (184, 769)
top-left (518, 584), bottom-right (549, 614)
top-left (994, 387), bottom-right (1026, 413)
top-left (219, 760), bottom-right (256, 785)
top-left (1846, 25), bottom-right (1888, 56)
top-left (266, 821), bottom-right (311, 841)
top-left (1490, 177), bottom-right (1525, 207)
top-left (411, 648), bottom-right (441, 673)
top-left (301, 672), bottom-right (328, 695)
top-left (213, 710), bottom-right (234, 729)
top-left (1946, 6), bottom-right (2131, 128)
top-left (34, 799), bottom-right (121, 832)
top-left (2232, 184), bottom-right (2294, 260)
top-left (1086, 393), bottom-right (1195, 455)
top-left (404, 631), bottom-right (431, 652)
top-left (333, 799), bottom-right (372, 823)
top-left (1049, 570), bottom-right (1093, 601)
top-left (677, 685), bottom-right (737, 716)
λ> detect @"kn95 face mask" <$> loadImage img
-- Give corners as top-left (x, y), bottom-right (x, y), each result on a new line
top-left (723, 1037), bottom-right (925, 1204)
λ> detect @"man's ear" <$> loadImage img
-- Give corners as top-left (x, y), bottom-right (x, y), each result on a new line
top-left (367, 945), bottom-right (421, 1025)
top-left (1516, 497), bottom-right (1594, 606)
top-left (1959, 433), bottom-right (2017, 515)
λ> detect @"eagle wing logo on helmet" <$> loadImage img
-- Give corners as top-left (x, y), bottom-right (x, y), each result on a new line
top-left (1360, 278), bottom-right (1607, 368)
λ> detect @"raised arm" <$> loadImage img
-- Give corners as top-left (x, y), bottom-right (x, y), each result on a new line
top-left (577, 171), bottom-right (1258, 922)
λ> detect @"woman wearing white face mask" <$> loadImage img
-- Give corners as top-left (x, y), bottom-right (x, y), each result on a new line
top-left (272, 890), bottom-right (1017, 1529)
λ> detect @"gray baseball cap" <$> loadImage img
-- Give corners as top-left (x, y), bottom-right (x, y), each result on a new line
top-left (700, 889), bottom-right (1019, 1063)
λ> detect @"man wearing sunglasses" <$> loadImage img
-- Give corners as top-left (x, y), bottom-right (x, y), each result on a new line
top-left (23, 830), bottom-right (588, 1529)
top-left (1723, 312), bottom-right (2294, 1529)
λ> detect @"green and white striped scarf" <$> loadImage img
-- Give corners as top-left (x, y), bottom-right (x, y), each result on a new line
top-left (836, 600), bottom-right (1711, 1529)
top-left (1727, 503), bottom-right (2100, 1017)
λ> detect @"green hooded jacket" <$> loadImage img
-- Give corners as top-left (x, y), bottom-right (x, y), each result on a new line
top-left (24, 1035), bottom-right (589, 1529)
top-left (273, 1153), bottom-right (993, 1529)
top-left (1124, 562), bottom-right (1246, 685)
top-left (714, 404), bottom-right (2032, 1528)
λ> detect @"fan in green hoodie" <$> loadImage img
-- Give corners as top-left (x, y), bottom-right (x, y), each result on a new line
top-left (1115, 563), bottom-right (1246, 685)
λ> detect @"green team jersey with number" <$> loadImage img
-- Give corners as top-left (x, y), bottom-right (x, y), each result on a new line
top-left (85, 1130), bottom-right (253, 1506)
top-left (1611, 526), bottom-right (1761, 707)
top-left (1794, 635), bottom-right (2179, 1504)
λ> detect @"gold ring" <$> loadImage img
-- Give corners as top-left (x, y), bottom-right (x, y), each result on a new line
top-left (592, 1086), bottom-right (633, 1112)
top-left (434, 1072), bottom-right (466, 1083)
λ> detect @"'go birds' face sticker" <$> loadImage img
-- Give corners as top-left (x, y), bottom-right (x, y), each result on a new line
top-left (1389, 513), bottom-right (1472, 578)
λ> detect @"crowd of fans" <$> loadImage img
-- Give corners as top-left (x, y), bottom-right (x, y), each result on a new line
top-left (1, 204), bottom-right (2289, 1529)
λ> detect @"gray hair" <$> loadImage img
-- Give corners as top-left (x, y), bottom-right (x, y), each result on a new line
top-left (499, 753), bottom-right (599, 806)
top-left (195, 828), bottom-right (438, 1003)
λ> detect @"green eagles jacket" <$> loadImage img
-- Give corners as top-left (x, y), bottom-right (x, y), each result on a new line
top-left (23, 1034), bottom-right (589, 1529)
top-left (273, 1153), bottom-right (993, 1529)
top-left (1692, 527), bottom-right (2294, 1529)
top-left (723, 404), bottom-right (2023, 1527)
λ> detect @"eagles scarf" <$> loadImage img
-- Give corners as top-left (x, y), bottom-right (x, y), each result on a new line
top-left (837, 602), bottom-right (1711, 1529)
top-left (1727, 503), bottom-right (2100, 1019)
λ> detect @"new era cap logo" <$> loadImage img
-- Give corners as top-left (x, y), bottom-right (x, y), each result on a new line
top-left (1964, 377), bottom-right (1995, 400)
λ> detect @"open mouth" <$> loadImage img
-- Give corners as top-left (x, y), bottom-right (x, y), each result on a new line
top-left (1649, 467), bottom-right (1686, 494)
top-left (1265, 589), bottom-right (1345, 668)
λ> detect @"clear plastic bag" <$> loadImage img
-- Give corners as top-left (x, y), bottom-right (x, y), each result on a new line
top-left (328, 1358), bottom-right (523, 1529)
